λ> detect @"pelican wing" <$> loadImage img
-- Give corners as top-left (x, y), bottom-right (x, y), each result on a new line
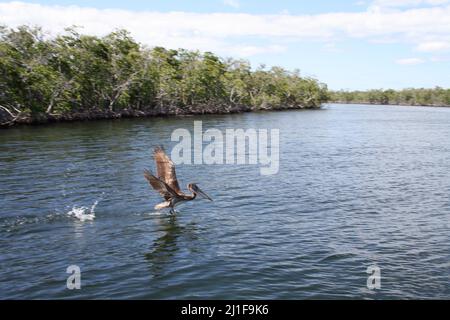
top-left (144, 169), bottom-right (177, 200)
top-left (153, 146), bottom-right (181, 192)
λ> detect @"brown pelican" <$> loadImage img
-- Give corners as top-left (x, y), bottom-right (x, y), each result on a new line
top-left (144, 146), bottom-right (213, 214)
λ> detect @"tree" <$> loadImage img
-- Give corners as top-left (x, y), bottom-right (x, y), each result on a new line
top-left (0, 25), bottom-right (330, 126)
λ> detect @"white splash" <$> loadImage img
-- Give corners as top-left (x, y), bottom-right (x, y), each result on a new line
top-left (67, 200), bottom-right (98, 221)
top-left (134, 211), bottom-right (167, 217)
top-left (146, 211), bottom-right (167, 216)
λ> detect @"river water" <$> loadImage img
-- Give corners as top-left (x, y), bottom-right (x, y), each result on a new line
top-left (0, 104), bottom-right (449, 299)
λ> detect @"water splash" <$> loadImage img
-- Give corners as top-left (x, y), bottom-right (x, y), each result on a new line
top-left (133, 211), bottom-right (168, 217)
top-left (145, 211), bottom-right (168, 216)
top-left (67, 200), bottom-right (98, 221)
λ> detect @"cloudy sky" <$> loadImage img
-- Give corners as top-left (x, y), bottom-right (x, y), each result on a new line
top-left (1, 0), bottom-right (450, 90)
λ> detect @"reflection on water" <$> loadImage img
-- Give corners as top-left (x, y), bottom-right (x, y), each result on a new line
top-left (0, 104), bottom-right (449, 299)
top-left (145, 215), bottom-right (188, 276)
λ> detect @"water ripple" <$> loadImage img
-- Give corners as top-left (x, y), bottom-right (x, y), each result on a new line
top-left (0, 104), bottom-right (449, 299)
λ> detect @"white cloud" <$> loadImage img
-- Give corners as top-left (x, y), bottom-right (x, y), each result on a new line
top-left (223, 0), bottom-right (240, 9)
top-left (430, 55), bottom-right (450, 61)
top-left (1, 1), bottom-right (450, 59)
top-left (371, 0), bottom-right (450, 8)
top-left (396, 57), bottom-right (425, 64)
top-left (228, 44), bottom-right (286, 57)
top-left (367, 0), bottom-right (450, 15)
top-left (416, 41), bottom-right (450, 52)
top-left (323, 42), bottom-right (343, 53)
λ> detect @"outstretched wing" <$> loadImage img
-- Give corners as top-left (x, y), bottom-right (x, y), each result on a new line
top-left (153, 146), bottom-right (181, 192)
top-left (144, 169), bottom-right (177, 200)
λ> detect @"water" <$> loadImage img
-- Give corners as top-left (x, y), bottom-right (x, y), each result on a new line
top-left (0, 104), bottom-right (449, 299)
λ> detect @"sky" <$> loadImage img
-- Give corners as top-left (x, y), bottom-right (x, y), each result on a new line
top-left (0, 0), bottom-right (449, 90)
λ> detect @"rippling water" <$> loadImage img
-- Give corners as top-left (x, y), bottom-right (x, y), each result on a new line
top-left (0, 104), bottom-right (449, 299)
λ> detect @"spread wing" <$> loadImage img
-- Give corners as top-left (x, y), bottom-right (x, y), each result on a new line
top-left (153, 146), bottom-right (181, 192)
top-left (144, 169), bottom-right (177, 200)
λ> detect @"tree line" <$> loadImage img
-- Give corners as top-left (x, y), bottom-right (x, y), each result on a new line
top-left (0, 25), bottom-right (329, 126)
top-left (330, 88), bottom-right (450, 107)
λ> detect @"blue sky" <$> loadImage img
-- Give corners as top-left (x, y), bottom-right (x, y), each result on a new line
top-left (1, 0), bottom-right (450, 90)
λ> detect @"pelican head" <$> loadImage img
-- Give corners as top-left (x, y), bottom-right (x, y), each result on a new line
top-left (188, 183), bottom-right (213, 201)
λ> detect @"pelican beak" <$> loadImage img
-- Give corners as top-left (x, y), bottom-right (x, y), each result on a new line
top-left (196, 187), bottom-right (213, 201)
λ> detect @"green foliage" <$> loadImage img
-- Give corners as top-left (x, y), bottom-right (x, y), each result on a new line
top-left (0, 25), bottom-right (328, 124)
top-left (330, 87), bottom-right (450, 106)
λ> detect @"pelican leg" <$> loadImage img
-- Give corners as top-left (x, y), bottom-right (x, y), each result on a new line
top-left (169, 208), bottom-right (175, 215)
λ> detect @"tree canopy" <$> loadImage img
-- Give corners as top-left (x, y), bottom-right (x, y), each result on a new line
top-left (0, 26), bottom-right (329, 126)
top-left (330, 88), bottom-right (450, 107)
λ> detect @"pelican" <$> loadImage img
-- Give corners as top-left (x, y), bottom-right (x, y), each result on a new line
top-left (144, 146), bottom-right (213, 214)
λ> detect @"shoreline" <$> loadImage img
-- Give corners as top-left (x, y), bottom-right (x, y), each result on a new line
top-left (0, 104), bottom-right (320, 129)
top-left (4, 101), bottom-right (449, 128)
top-left (329, 101), bottom-right (450, 108)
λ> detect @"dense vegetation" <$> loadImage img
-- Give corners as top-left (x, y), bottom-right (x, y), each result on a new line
top-left (0, 25), bottom-right (329, 126)
top-left (330, 88), bottom-right (450, 107)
